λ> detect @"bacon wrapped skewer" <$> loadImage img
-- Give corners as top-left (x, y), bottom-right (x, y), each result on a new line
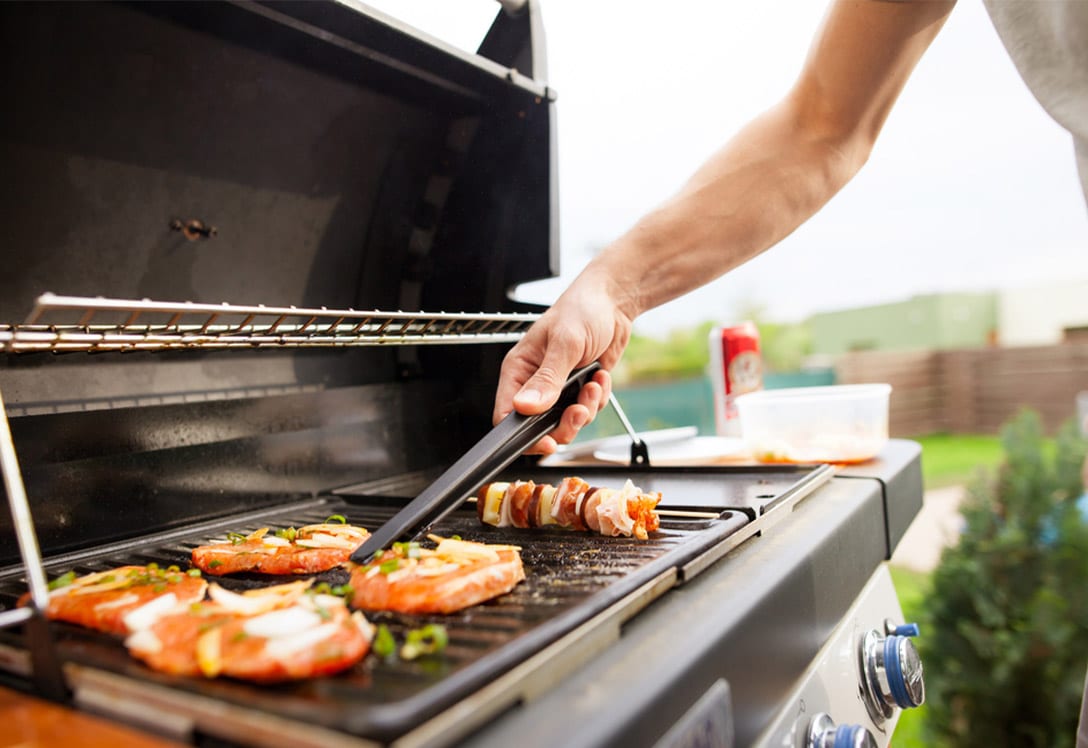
top-left (475, 478), bottom-right (661, 540)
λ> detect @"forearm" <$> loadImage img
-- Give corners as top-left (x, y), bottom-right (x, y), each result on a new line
top-left (593, 100), bottom-right (867, 320)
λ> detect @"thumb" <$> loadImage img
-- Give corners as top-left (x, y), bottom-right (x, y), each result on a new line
top-left (512, 359), bottom-right (577, 415)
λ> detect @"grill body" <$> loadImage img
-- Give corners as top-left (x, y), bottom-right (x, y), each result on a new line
top-left (0, 2), bottom-right (925, 746)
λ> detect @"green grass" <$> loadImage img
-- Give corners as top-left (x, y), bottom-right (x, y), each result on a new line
top-left (914, 432), bottom-right (1004, 489)
top-left (888, 565), bottom-right (933, 747)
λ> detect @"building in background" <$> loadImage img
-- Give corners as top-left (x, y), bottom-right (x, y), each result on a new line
top-left (808, 279), bottom-right (1088, 355)
top-left (997, 279), bottom-right (1088, 346)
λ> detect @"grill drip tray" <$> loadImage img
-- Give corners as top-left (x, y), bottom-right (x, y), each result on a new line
top-left (0, 466), bottom-right (826, 746)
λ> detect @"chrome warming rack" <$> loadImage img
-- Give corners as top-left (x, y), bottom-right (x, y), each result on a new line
top-left (0, 293), bottom-right (541, 353)
top-left (0, 293), bottom-right (542, 699)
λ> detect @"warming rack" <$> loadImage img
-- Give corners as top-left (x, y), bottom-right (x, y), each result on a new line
top-left (0, 292), bottom-right (543, 700)
top-left (0, 294), bottom-right (541, 354)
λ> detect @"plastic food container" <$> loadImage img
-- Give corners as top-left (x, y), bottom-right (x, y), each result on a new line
top-left (735, 384), bottom-right (892, 464)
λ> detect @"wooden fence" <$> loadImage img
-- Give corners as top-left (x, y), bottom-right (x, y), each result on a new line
top-left (835, 343), bottom-right (1088, 436)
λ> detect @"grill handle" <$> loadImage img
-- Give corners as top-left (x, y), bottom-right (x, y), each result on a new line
top-left (351, 362), bottom-right (602, 563)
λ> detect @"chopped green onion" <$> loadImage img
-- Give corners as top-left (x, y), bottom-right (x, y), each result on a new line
top-left (186, 568), bottom-right (202, 577)
top-left (208, 560), bottom-right (223, 569)
top-left (379, 558), bottom-right (401, 575)
top-left (400, 624), bottom-right (449, 661)
top-left (451, 535), bottom-right (462, 541)
top-left (325, 514), bottom-right (347, 525)
top-left (331, 583), bottom-right (354, 598)
top-left (226, 532), bottom-right (247, 545)
top-left (392, 541), bottom-right (422, 559)
top-left (275, 527), bottom-right (298, 541)
top-left (47, 571), bottom-right (76, 591)
top-left (373, 624), bottom-right (396, 658)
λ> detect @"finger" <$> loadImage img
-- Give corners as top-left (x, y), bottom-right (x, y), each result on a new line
top-left (578, 380), bottom-right (604, 423)
top-left (541, 403), bottom-right (591, 448)
top-left (595, 370), bottom-right (613, 408)
top-left (523, 433), bottom-right (559, 456)
top-left (512, 341), bottom-right (587, 416)
top-left (494, 346), bottom-right (543, 424)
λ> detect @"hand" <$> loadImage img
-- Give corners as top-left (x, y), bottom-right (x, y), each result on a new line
top-left (493, 270), bottom-right (633, 454)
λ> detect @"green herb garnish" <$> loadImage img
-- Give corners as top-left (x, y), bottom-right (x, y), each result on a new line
top-left (400, 624), bottom-right (448, 661)
top-left (226, 532), bottom-right (247, 545)
top-left (186, 568), bottom-right (202, 577)
top-left (392, 541), bottom-right (421, 559)
top-left (275, 527), bottom-right (298, 541)
top-left (379, 558), bottom-right (401, 575)
top-left (208, 560), bottom-right (223, 569)
top-left (325, 514), bottom-right (347, 525)
top-left (373, 624), bottom-right (396, 658)
top-left (47, 571), bottom-right (76, 591)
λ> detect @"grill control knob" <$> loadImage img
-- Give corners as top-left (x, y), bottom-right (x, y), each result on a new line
top-left (806, 713), bottom-right (878, 748)
top-left (858, 621), bottom-right (925, 724)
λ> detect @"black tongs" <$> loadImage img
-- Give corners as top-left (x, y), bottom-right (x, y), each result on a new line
top-left (351, 362), bottom-right (602, 563)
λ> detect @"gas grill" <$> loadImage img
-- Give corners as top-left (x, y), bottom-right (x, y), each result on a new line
top-left (0, 2), bottom-right (926, 747)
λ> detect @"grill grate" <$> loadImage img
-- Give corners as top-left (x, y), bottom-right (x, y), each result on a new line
top-left (0, 495), bottom-right (750, 744)
top-left (0, 294), bottom-right (540, 353)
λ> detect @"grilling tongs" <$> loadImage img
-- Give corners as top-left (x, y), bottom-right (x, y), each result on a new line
top-left (351, 362), bottom-right (602, 563)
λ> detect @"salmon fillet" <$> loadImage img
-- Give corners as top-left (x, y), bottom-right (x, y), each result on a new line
top-left (125, 580), bottom-right (373, 683)
top-left (191, 522), bottom-right (369, 576)
top-left (349, 536), bottom-right (524, 615)
top-left (36, 565), bottom-right (208, 636)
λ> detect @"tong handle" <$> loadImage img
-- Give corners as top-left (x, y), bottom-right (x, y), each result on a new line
top-left (351, 362), bottom-right (602, 562)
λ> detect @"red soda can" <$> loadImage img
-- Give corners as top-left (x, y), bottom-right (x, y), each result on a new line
top-left (709, 322), bottom-right (763, 436)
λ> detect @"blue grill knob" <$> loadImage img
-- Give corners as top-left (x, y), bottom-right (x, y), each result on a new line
top-left (807, 714), bottom-right (878, 748)
top-left (859, 623), bottom-right (925, 723)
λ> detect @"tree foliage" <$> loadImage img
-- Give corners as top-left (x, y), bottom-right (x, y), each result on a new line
top-left (617, 317), bottom-right (811, 386)
top-left (923, 410), bottom-right (1088, 747)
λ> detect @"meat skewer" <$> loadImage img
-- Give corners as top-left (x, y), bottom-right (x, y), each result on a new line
top-left (475, 478), bottom-right (661, 540)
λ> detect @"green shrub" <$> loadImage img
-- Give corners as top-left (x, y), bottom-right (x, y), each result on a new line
top-left (922, 410), bottom-right (1088, 747)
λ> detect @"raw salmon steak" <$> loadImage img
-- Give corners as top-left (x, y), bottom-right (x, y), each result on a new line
top-left (36, 565), bottom-right (208, 636)
top-left (349, 535), bottom-right (524, 615)
top-left (125, 580), bottom-right (373, 683)
top-left (191, 521), bottom-right (369, 576)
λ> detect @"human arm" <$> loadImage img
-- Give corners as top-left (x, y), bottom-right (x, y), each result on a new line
top-left (494, 0), bottom-right (957, 453)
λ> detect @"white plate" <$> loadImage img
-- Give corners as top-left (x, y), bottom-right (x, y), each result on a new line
top-left (593, 435), bottom-right (747, 466)
top-left (547, 426), bottom-right (699, 460)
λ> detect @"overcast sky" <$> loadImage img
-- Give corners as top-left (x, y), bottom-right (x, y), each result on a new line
top-left (366, 0), bottom-right (1088, 337)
